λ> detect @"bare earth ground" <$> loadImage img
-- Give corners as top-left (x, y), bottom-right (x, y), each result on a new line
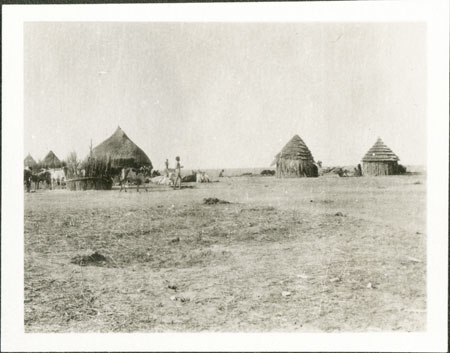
top-left (24, 174), bottom-right (426, 332)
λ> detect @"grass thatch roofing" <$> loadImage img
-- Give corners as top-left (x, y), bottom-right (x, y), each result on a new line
top-left (362, 137), bottom-right (399, 162)
top-left (92, 126), bottom-right (152, 168)
top-left (42, 150), bottom-right (62, 168)
top-left (272, 135), bottom-right (315, 165)
top-left (24, 153), bottom-right (37, 168)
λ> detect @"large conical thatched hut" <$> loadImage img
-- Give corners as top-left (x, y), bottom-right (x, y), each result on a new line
top-left (362, 137), bottom-right (401, 176)
top-left (92, 126), bottom-right (152, 170)
top-left (272, 135), bottom-right (318, 178)
top-left (24, 153), bottom-right (37, 168)
top-left (42, 150), bottom-right (62, 168)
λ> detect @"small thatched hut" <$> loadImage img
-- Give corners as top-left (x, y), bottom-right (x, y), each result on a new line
top-left (24, 153), bottom-right (37, 168)
top-left (272, 135), bottom-right (318, 178)
top-left (42, 150), bottom-right (62, 168)
top-left (362, 137), bottom-right (401, 176)
top-left (91, 126), bottom-right (152, 170)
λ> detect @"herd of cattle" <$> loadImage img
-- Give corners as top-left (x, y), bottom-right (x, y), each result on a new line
top-left (24, 166), bottom-right (212, 192)
top-left (23, 163), bottom-right (372, 193)
top-left (119, 168), bottom-right (212, 192)
top-left (23, 167), bottom-right (66, 191)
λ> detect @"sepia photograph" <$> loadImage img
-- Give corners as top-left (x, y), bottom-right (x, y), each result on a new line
top-left (23, 21), bottom-right (428, 333)
top-left (2, 1), bottom-right (448, 351)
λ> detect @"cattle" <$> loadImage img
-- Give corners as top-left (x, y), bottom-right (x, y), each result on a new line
top-left (321, 167), bottom-right (351, 177)
top-left (119, 168), bottom-right (149, 192)
top-left (30, 169), bottom-right (51, 190)
top-left (48, 168), bottom-right (67, 189)
top-left (196, 171), bottom-right (211, 183)
top-left (76, 168), bottom-right (86, 177)
top-left (182, 171), bottom-right (197, 183)
top-left (151, 175), bottom-right (174, 186)
top-left (260, 169), bottom-right (275, 176)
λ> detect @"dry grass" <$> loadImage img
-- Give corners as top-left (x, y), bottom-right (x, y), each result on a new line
top-left (24, 174), bottom-right (426, 332)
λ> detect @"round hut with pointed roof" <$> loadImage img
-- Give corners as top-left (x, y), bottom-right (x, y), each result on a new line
top-left (67, 127), bottom-right (152, 191)
top-left (92, 126), bottom-right (152, 170)
top-left (24, 153), bottom-right (37, 169)
top-left (272, 135), bottom-right (318, 178)
top-left (42, 150), bottom-right (62, 169)
top-left (362, 137), bottom-right (401, 176)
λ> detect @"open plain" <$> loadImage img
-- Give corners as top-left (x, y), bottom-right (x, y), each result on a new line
top-left (24, 173), bottom-right (426, 332)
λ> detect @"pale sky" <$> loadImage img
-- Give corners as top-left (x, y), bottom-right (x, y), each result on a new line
top-left (24, 22), bottom-right (426, 169)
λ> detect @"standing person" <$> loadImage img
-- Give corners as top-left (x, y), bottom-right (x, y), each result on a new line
top-left (173, 156), bottom-right (183, 190)
top-left (164, 159), bottom-right (169, 177)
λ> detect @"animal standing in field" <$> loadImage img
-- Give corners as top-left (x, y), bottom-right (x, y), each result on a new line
top-left (119, 168), bottom-right (148, 192)
top-left (30, 169), bottom-right (51, 190)
top-left (139, 166), bottom-right (153, 183)
top-left (76, 168), bottom-right (86, 177)
top-left (48, 168), bottom-right (67, 189)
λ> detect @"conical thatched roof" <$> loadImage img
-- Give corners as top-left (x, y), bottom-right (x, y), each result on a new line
top-left (24, 153), bottom-right (37, 168)
top-left (362, 137), bottom-right (399, 162)
top-left (272, 135), bottom-right (315, 165)
top-left (92, 126), bottom-right (152, 168)
top-left (42, 150), bottom-right (62, 168)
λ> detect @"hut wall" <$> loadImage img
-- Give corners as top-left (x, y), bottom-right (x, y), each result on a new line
top-left (276, 158), bottom-right (318, 178)
top-left (362, 161), bottom-right (398, 176)
top-left (67, 177), bottom-right (113, 191)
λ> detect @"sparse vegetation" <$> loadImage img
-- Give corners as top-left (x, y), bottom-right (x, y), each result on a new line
top-left (24, 174), bottom-right (426, 332)
top-left (65, 151), bottom-right (81, 179)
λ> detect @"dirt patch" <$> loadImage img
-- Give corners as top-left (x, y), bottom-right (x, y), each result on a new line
top-left (70, 252), bottom-right (108, 266)
top-left (24, 174), bottom-right (426, 332)
top-left (203, 197), bottom-right (231, 205)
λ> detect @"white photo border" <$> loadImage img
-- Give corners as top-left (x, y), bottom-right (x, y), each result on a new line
top-left (2, 1), bottom-right (448, 351)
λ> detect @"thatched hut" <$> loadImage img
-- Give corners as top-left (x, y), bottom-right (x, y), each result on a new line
top-left (272, 135), bottom-right (318, 178)
top-left (91, 126), bottom-right (152, 170)
top-left (362, 137), bottom-right (401, 176)
top-left (42, 150), bottom-right (62, 168)
top-left (24, 153), bottom-right (37, 169)
top-left (67, 127), bottom-right (152, 191)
